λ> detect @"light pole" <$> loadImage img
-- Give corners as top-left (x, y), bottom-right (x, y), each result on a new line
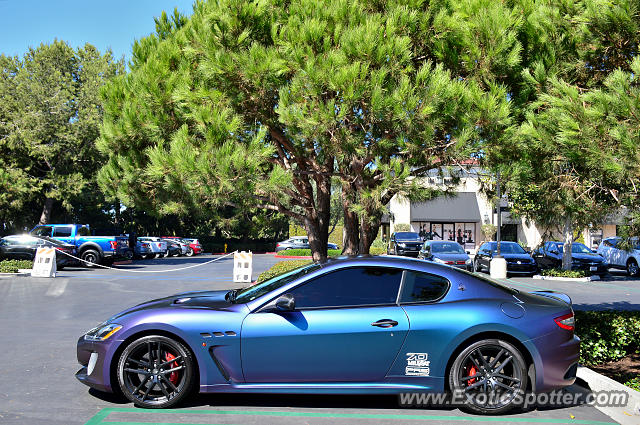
top-left (490, 170), bottom-right (507, 279)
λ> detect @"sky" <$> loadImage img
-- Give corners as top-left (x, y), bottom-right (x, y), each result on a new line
top-left (0, 0), bottom-right (193, 63)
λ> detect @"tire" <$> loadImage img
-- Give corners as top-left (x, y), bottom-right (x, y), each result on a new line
top-left (185, 248), bottom-right (194, 257)
top-left (80, 249), bottom-right (101, 268)
top-left (627, 259), bottom-right (640, 277)
top-left (117, 335), bottom-right (194, 409)
top-left (449, 339), bottom-right (528, 415)
top-left (473, 258), bottom-right (481, 273)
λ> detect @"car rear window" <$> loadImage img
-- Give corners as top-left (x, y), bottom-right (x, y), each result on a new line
top-left (399, 271), bottom-right (449, 303)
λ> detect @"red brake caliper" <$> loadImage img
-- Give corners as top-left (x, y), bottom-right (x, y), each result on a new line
top-left (165, 352), bottom-right (179, 385)
top-left (467, 364), bottom-right (477, 386)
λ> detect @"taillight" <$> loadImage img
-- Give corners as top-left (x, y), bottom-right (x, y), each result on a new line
top-left (109, 241), bottom-right (118, 250)
top-left (554, 312), bottom-right (575, 331)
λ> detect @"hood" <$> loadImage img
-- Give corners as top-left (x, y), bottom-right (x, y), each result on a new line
top-left (109, 290), bottom-right (233, 321)
top-left (432, 253), bottom-right (469, 261)
top-left (501, 253), bottom-right (533, 261)
top-left (570, 252), bottom-right (604, 262)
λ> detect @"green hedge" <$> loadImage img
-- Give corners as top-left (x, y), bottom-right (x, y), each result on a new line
top-left (541, 269), bottom-right (589, 278)
top-left (576, 310), bottom-right (640, 366)
top-left (278, 249), bottom-right (341, 257)
top-left (257, 260), bottom-right (312, 282)
top-left (0, 259), bottom-right (33, 273)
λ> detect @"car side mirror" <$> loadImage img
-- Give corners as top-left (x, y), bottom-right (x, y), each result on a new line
top-left (275, 294), bottom-right (295, 311)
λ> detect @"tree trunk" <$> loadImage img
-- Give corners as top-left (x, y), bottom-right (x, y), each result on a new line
top-left (341, 182), bottom-right (359, 255)
top-left (39, 197), bottom-right (54, 225)
top-left (562, 216), bottom-right (573, 271)
top-left (359, 214), bottom-right (381, 255)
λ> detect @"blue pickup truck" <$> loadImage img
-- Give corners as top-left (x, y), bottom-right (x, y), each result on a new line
top-left (30, 224), bottom-right (131, 266)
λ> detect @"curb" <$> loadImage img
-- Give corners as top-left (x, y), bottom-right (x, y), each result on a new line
top-left (273, 255), bottom-right (313, 259)
top-left (0, 271), bottom-right (31, 277)
top-left (532, 275), bottom-right (600, 282)
top-left (577, 366), bottom-right (640, 424)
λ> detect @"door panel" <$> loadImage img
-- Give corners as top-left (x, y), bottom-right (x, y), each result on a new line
top-left (241, 306), bottom-right (409, 383)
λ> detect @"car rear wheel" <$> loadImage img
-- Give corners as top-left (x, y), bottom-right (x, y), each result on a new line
top-left (80, 249), bottom-right (101, 268)
top-left (627, 259), bottom-right (639, 277)
top-left (449, 339), bottom-right (527, 415)
top-left (117, 335), bottom-right (194, 409)
top-left (185, 248), bottom-right (194, 257)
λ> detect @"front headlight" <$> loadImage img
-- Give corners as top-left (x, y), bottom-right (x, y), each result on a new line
top-left (84, 323), bottom-right (122, 341)
top-left (434, 257), bottom-right (447, 264)
top-left (398, 243), bottom-right (406, 247)
top-left (465, 258), bottom-right (472, 264)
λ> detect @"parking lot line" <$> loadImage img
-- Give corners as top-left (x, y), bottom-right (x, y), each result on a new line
top-left (85, 407), bottom-right (618, 425)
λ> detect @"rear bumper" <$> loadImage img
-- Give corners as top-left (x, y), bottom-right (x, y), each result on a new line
top-left (528, 332), bottom-right (580, 392)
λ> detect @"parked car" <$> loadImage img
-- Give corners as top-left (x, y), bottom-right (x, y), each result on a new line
top-left (133, 241), bottom-right (152, 260)
top-left (532, 242), bottom-right (607, 276)
top-left (596, 237), bottom-right (640, 276)
top-left (76, 256), bottom-right (579, 414)
top-left (418, 240), bottom-right (472, 270)
top-left (182, 238), bottom-right (203, 256)
top-left (138, 237), bottom-right (168, 259)
top-left (387, 232), bottom-right (423, 257)
top-left (163, 240), bottom-right (183, 257)
top-left (30, 224), bottom-right (130, 267)
top-left (276, 236), bottom-right (339, 252)
top-left (474, 241), bottom-right (538, 277)
top-left (0, 235), bottom-right (77, 270)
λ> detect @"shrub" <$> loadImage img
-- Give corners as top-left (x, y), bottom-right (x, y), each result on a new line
top-left (481, 224), bottom-right (496, 241)
top-left (278, 249), bottom-right (341, 257)
top-left (575, 311), bottom-right (640, 366)
top-left (625, 376), bottom-right (640, 391)
top-left (257, 260), bottom-right (312, 282)
top-left (541, 269), bottom-right (589, 278)
top-left (369, 247), bottom-right (386, 255)
top-left (0, 259), bottom-right (33, 273)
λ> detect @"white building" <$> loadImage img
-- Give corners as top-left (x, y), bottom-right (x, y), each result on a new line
top-left (383, 168), bottom-right (618, 253)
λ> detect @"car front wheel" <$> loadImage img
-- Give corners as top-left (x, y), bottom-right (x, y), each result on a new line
top-left (185, 248), bottom-right (194, 257)
top-left (117, 335), bottom-right (194, 409)
top-left (449, 339), bottom-right (527, 415)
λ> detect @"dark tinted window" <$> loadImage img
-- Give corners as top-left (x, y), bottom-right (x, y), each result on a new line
top-left (289, 267), bottom-right (403, 308)
top-left (77, 226), bottom-right (90, 236)
top-left (33, 226), bottom-right (52, 237)
top-left (53, 227), bottom-right (73, 237)
top-left (400, 271), bottom-right (449, 303)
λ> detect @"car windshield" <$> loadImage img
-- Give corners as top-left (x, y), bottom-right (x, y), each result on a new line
top-left (234, 263), bottom-right (322, 304)
top-left (396, 232), bottom-right (421, 241)
top-left (552, 243), bottom-right (592, 254)
top-left (488, 242), bottom-right (526, 254)
top-left (430, 242), bottom-right (465, 254)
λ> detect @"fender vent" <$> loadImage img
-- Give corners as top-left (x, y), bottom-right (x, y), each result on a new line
top-left (208, 346), bottom-right (230, 381)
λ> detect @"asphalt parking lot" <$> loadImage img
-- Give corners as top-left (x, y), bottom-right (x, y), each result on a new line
top-left (1, 254), bottom-right (637, 425)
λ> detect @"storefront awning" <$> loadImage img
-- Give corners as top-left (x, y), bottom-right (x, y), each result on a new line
top-left (410, 192), bottom-right (482, 222)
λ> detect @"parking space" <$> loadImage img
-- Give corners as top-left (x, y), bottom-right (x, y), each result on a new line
top-left (0, 255), bottom-right (631, 425)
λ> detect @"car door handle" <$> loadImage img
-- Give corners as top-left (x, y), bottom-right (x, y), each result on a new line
top-left (371, 319), bottom-right (398, 328)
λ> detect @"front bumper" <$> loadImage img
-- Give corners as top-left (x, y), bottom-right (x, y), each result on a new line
top-left (506, 263), bottom-right (537, 274)
top-left (76, 335), bottom-right (116, 393)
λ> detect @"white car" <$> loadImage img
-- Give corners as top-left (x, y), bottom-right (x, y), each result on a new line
top-left (138, 237), bottom-right (168, 258)
top-left (596, 237), bottom-right (640, 276)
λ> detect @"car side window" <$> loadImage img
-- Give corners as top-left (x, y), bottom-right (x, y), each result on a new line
top-left (53, 227), bottom-right (73, 237)
top-left (399, 271), bottom-right (449, 303)
top-left (77, 227), bottom-right (90, 236)
top-left (33, 226), bottom-right (53, 237)
top-left (288, 267), bottom-right (403, 309)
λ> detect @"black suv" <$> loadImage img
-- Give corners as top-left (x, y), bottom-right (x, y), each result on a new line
top-left (387, 232), bottom-right (423, 257)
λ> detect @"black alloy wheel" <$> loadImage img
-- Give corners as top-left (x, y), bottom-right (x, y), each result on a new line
top-left (117, 335), bottom-right (194, 408)
top-left (449, 339), bottom-right (527, 414)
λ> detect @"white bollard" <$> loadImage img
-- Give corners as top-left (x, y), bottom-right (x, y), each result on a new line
top-left (490, 257), bottom-right (507, 279)
top-left (32, 247), bottom-right (57, 278)
top-left (233, 251), bottom-right (253, 283)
